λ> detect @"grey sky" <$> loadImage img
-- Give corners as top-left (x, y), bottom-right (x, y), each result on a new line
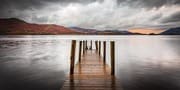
top-left (0, 0), bottom-right (180, 30)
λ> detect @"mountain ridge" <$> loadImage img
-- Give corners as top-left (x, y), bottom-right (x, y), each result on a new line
top-left (2, 18), bottom-right (178, 35)
top-left (0, 18), bottom-right (81, 35)
top-left (160, 27), bottom-right (180, 35)
top-left (70, 27), bottom-right (143, 35)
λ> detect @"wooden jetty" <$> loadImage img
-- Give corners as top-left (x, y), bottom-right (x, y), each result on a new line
top-left (61, 40), bottom-right (122, 90)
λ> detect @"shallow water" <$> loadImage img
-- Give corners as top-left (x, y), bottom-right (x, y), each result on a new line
top-left (0, 35), bottom-right (180, 90)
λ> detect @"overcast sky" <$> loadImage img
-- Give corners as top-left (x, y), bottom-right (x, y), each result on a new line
top-left (0, 0), bottom-right (180, 30)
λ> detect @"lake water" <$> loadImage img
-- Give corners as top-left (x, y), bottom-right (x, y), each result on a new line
top-left (0, 35), bottom-right (180, 90)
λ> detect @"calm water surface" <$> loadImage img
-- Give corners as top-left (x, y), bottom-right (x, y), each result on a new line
top-left (0, 35), bottom-right (180, 90)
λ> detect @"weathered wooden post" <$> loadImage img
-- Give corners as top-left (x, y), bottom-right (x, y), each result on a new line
top-left (95, 41), bottom-right (98, 51)
top-left (70, 40), bottom-right (76, 75)
top-left (85, 40), bottom-right (88, 50)
top-left (103, 41), bottom-right (106, 64)
top-left (110, 41), bottom-right (115, 76)
top-left (99, 41), bottom-right (101, 56)
top-left (83, 41), bottom-right (85, 55)
top-left (79, 41), bottom-right (82, 62)
top-left (90, 40), bottom-right (92, 50)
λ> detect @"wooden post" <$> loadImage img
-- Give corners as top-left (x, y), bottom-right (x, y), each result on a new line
top-left (70, 40), bottom-right (76, 75)
top-left (83, 41), bottom-right (85, 55)
top-left (78, 41), bottom-right (82, 62)
top-left (85, 40), bottom-right (88, 50)
top-left (90, 40), bottom-right (92, 50)
top-left (95, 41), bottom-right (98, 51)
top-left (103, 41), bottom-right (106, 64)
top-left (99, 41), bottom-right (101, 56)
top-left (110, 41), bottom-right (115, 76)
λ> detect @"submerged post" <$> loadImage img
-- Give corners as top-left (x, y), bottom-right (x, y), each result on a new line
top-left (83, 41), bottom-right (85, 55)
top-left (79, 41), bottom-right (82, 62)
top-left (90, 40), bottom-right (92, 50)
top-left (99, 41), bottom-right (101, 56)
top-left (95, 41), bottom-right (98, 51)
top-left (70, 40), bottom-right (76, 75)
top-left (103, 41), bottom-right (106, 64)
top-left (86, 40), bottom-right (88, 50)
top-left (110, 41), bottom-right (115, 76)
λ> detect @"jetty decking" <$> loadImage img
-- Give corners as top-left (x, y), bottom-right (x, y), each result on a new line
top-left (61, 40), bottom-right (122, 90)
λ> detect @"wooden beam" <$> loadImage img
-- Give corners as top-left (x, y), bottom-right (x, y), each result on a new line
top-left (95, 41), bottom-right (98, 51)
top-left (70, 40), bottom-right (76, 75)
top-left (103, 41), bottom-right (106, 64)
top-left (83, 41), bottom-right (85, 55)
top-left (110, 41), bottom-right (115, 76)
top-left (78, 41), bottom-right (82, 62)
top-left (99, 41), bottom-right (101, 56)
top-left (90, 40), bottom-right (92, 50)
top-left (86, 40), bottom-right (88, 50)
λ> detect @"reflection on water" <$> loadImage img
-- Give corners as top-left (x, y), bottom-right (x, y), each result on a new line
top-left (0, 35), bottom-right (180, 90)
top-left (0, 36), bottom-right (71, 90)
top-left (116, 36), bottom-right (180, 90)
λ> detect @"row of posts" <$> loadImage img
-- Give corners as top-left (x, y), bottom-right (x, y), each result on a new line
top-left (70, 40), bottom-right (115, 76)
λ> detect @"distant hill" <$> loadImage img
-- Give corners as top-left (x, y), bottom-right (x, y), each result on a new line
top-left (160, 27), bottom-right (180, 35)
top-left (0, 18), bottom-right (145, 35)
top-left (70, 27), bottom-right (142, 35)
top-left (0, 18), bottom-right (81, 35)
top-left (97, 30), bottom-right (142, 35)
top-left (70, 27), bottom-right (97, 34)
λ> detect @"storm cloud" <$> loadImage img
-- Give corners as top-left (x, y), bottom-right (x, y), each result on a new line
top-left (0, 0), bottom-right (180, 30)
top-left (161, 11), bottom-right (180, 23)
top-left (117, 0), bottom-right (180, 8)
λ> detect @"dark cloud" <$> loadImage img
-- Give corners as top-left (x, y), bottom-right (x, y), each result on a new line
top-left (117, 0), bottom-right (180, 8)
top-left (0, 0), bottom-right (180, 30)
top-left (0, 0), bottom-right (102, 10)
top-left (150, 13), bottom-right (163, 21)
top-left (0, 0), bottom-right (45, 10)
top-left (0, 0), bottom-right (102, 19)
top-left (161, 11), bottom-right (180, 23)
top-left (0, 0), bottom-right (103, 17)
